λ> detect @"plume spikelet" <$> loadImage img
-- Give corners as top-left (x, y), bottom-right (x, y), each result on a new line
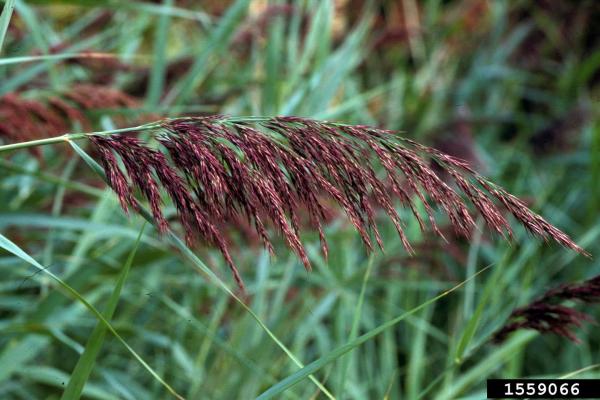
top-left (89, 116), bottom-right (588, 289)
top-left (0, 94), bottom-right (69, 143)
top-left (494, 275), bottom-right (600, 343)
top-left (0, 85), bottom-right (139, 146)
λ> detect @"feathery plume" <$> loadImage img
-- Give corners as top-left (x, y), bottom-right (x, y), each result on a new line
top-left (63, 84), bottom-right (138, 110)
top-left (0, 85), bottom-right (140, 146)
top-left (88, 116), bottom-right (588, 289)
top-left (494, 275), bottom-right (600, 343)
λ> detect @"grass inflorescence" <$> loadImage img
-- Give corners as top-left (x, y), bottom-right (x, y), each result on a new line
top-left (85, 115), bottom-right (588, 291)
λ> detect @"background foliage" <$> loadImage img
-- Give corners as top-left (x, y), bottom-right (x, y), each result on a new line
top-left (0, 0), bottom-right (599, 399)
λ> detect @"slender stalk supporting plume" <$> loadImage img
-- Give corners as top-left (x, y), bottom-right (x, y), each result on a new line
top-left (494, 274), bottom-right (600, 343)
top-left (77, 115), bottom-right (587, 290)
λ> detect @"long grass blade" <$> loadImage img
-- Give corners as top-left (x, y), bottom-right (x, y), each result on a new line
top-left (24, 0), bottom-right (211, 24)
top-left (0, 0), bottom-right (16, 54)
top-left (164, 0), bottom-right (250, 105)
top-left (256, 265), bottom-right (493, 399)
top-left (338, 255), bottom-right (373, 397)
top-left (61, 224), bottom-right (146, 400)
top-left (0, 232), bottom-right (184, 399)
top-left (146, 0), bottom-right (172, 106)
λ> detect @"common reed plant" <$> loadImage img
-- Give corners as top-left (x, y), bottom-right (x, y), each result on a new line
top-left (0, 115), bottom-right (587, 291)
top-left (1, 1), bottom-right (598, 399)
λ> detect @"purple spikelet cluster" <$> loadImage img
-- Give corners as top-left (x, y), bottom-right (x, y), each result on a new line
top-left (90, 134), bottom-right (245, 290)
top-left (494, 275), bottom-right (600, 343)
top-left (89, 116), bottom-right (588, 289)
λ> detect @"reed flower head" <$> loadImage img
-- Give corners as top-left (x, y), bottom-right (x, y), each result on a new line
top-left (90, 115), bottom-right (589, 290)
top-left (0, 85), bottom-right (139, 145)
top-left (494, 275), bottom-right (600, 343)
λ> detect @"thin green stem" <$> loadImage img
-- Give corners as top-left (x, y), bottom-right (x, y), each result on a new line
top-left (0, 53), bottom-right (150, 66)
top-left (0, 116), bottom-right (263, 154)
top-left (0, 123), bottom-right (160, 153)
top-left (0, 134), bottom-right (71, 153)
top-left (0, 115), bottom-right (380, 155)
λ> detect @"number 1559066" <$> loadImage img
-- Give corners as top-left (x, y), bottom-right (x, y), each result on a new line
top-left (487, 379), bottom-right (599, 398)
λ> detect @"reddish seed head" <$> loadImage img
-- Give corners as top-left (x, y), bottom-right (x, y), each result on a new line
top-left (90, 116), bottom-right (589, 290)
top-left (0, 86), bottom-right (145, 167)
top-left (494, 274), bottom-right (600, 343)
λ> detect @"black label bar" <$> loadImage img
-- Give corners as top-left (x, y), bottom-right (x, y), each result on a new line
top-left (487, 379), bottom-right (600, 398)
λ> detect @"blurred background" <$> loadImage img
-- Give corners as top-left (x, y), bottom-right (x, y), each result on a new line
top-left (0, 0), bottom-right (599, 399)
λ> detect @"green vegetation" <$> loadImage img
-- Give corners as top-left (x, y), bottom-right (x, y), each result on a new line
top-left (0, 1), bottom-right (598, 399)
